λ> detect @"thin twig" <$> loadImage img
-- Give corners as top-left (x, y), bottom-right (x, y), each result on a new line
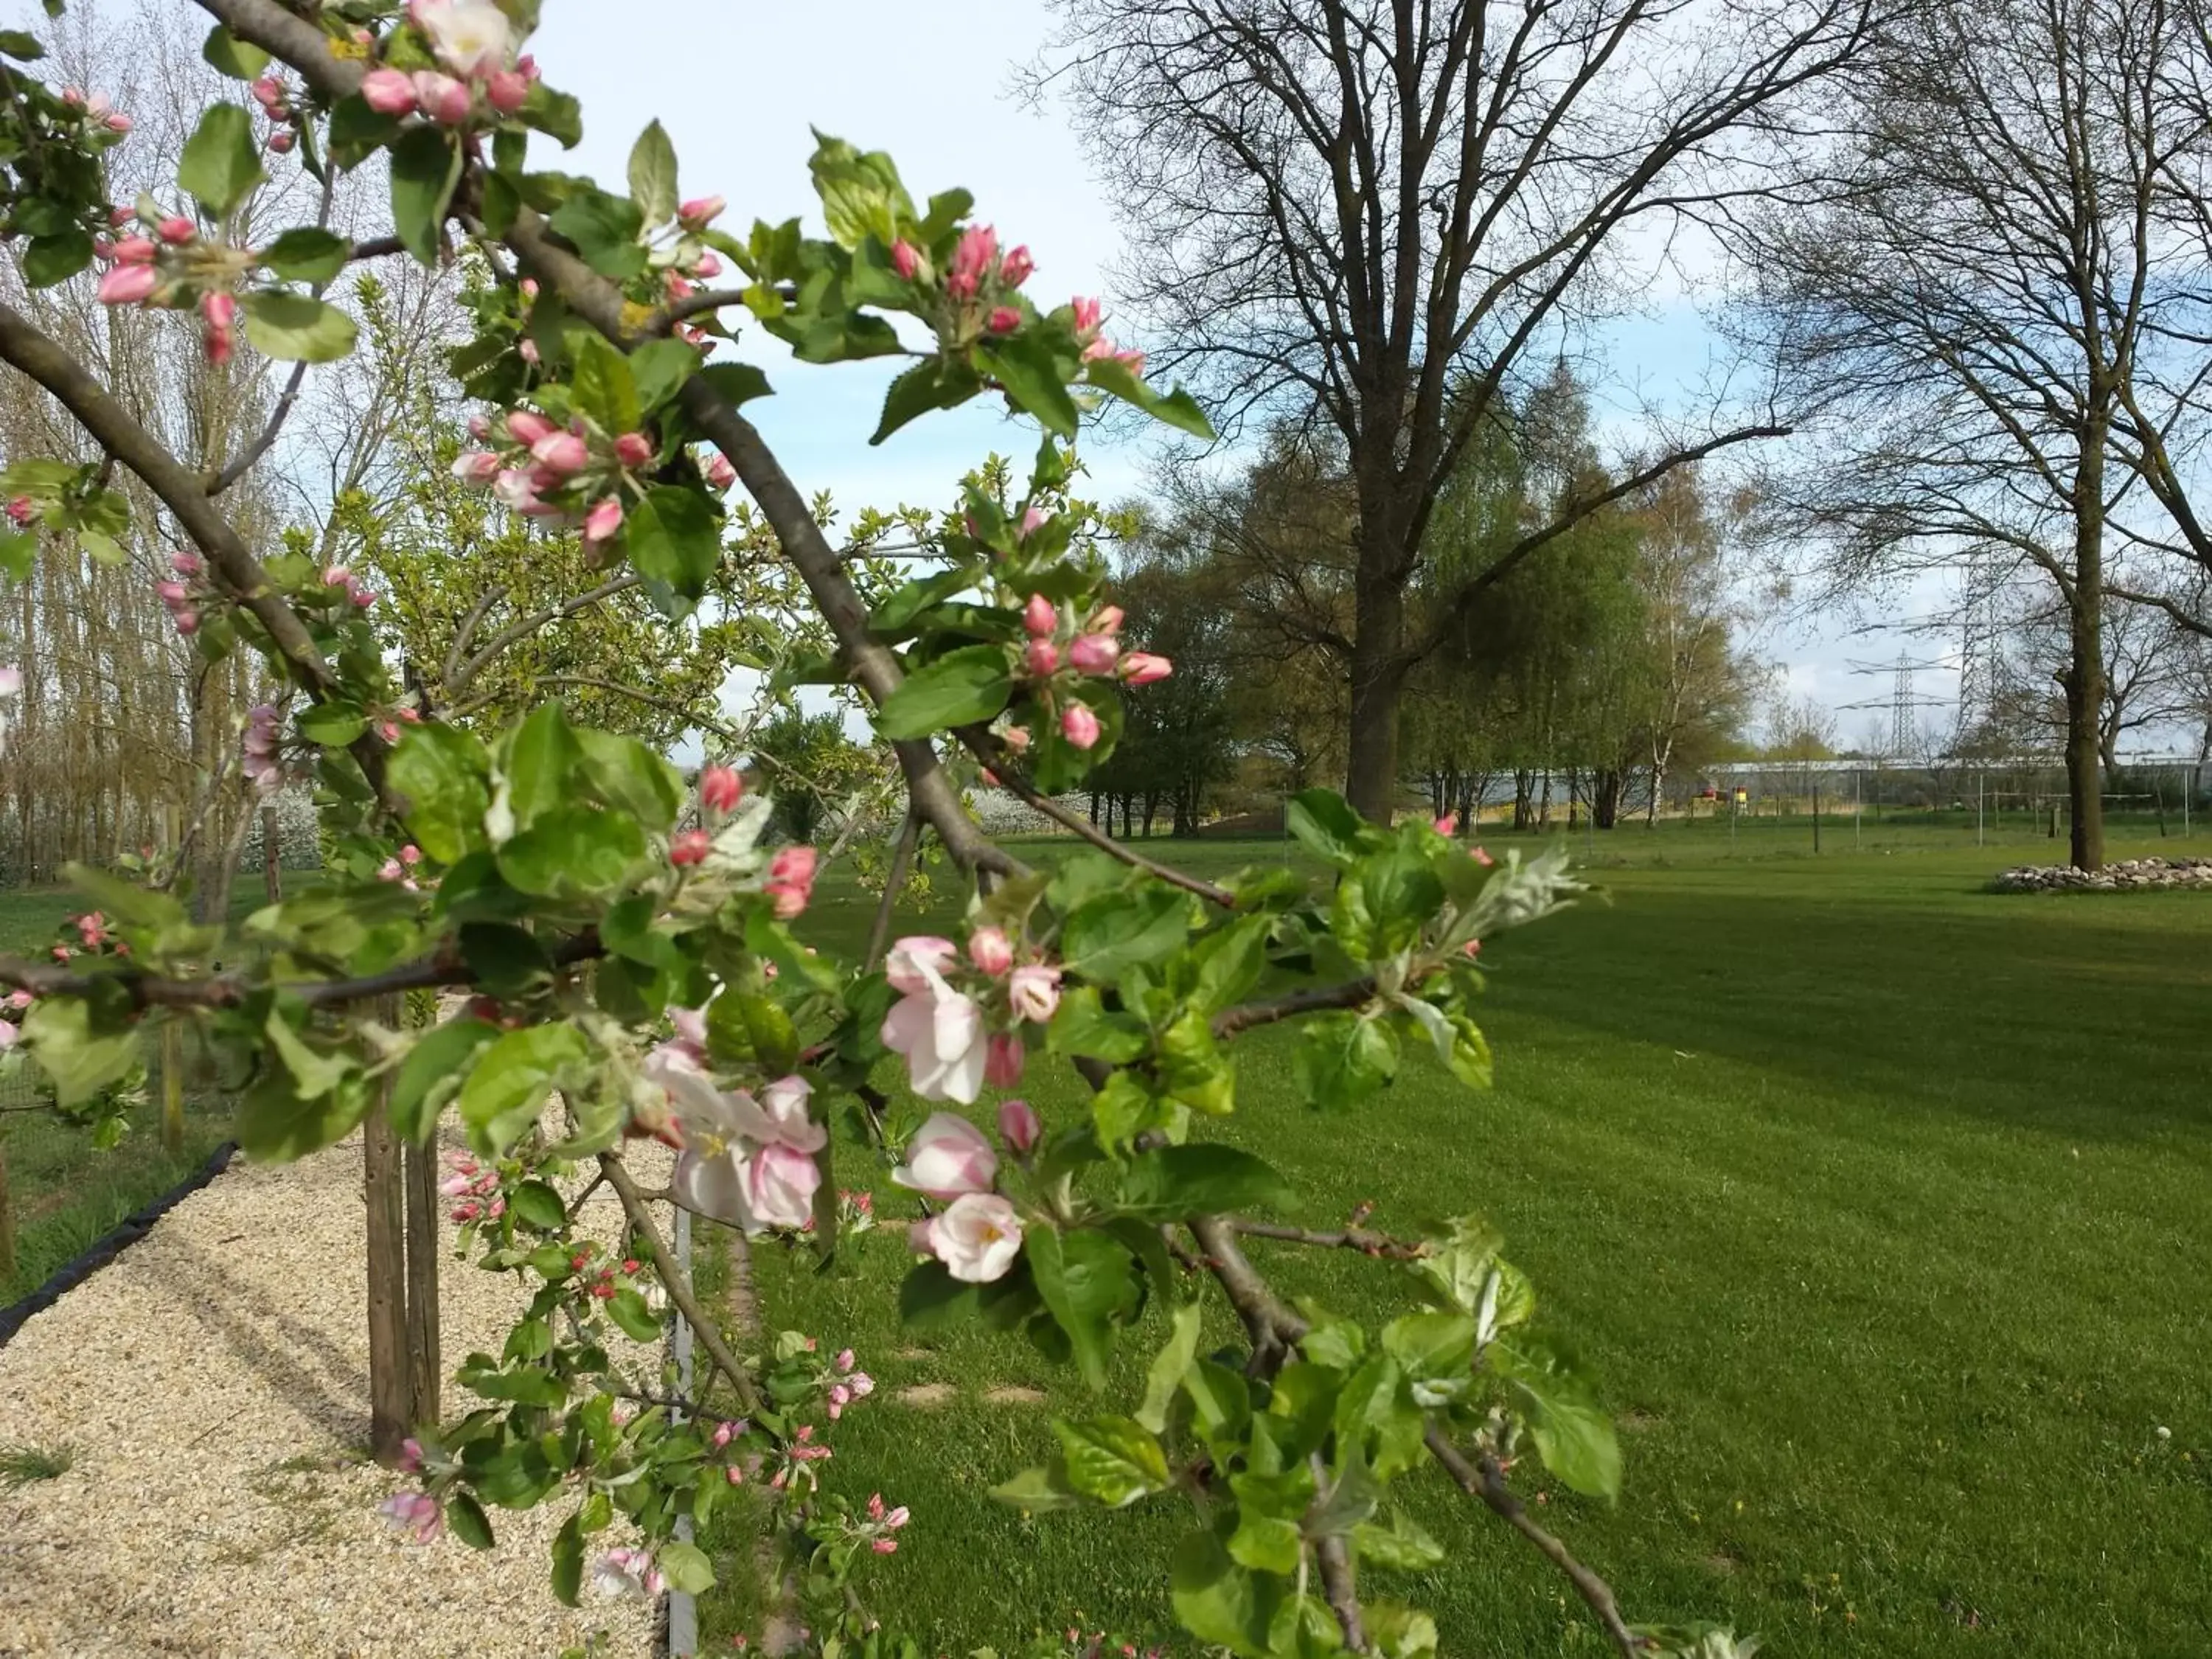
top-left (1310, 1451), bottom-right (1368, 1652)
top-left (1230, 1218), bottom-right (1432, 1260)
top-left (863, 809), bottom-right (921, 970)
top-left (1424, 1430), bottom-right (1643, 1659)
top-left (1211, 977), bottom-right (1377, 1039)
top-left (441, 584), bottom-right (507, 689)
top-left (599, 1152), bottom-right (766, 1419)
top-left (448, 572), bottom-right (641, 694)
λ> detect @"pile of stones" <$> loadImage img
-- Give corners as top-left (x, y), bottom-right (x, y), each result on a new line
top-left (1992, 856), bottom-right (2212, 892)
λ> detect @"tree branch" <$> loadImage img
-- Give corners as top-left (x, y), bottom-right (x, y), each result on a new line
top-left (1211, 978), bottom-right (1376, 1039)
top-left (599, 1151), bottom-right (766, 1419)
top-left (864, 808), bottom-right (922, 970)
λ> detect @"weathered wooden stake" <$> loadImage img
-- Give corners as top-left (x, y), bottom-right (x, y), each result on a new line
top-left (403, 1137), bottom-right (441, 1429)
top-left (158, 801), bottom-right (185, 1156)
top-left (0, 1127), bottom-right (17, 1284)
top-left (364, 995), bottom-right (411, 1464)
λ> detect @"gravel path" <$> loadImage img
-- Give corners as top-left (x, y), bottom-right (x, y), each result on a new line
top-left (0, 1130), bottom-right (669, 1658)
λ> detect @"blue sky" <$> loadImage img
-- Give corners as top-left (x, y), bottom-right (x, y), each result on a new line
top-left (529, 0), bottom-right (1948, 745)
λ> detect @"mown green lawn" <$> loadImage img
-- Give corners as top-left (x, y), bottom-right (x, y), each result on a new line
top-left (0, 891), bottom-right (230, 1307)
top-left (698, 821), bottom-right (2212, 1658)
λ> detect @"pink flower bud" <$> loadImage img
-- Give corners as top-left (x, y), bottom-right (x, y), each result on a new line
top-left (1071, 295), bottom-right (1104, 338)
top-left (999, 246), bottom-right (1034, 287)
top-left (984, 1033), bottom-right (1025, 1089)
top-left (1025, 639), bottom-right (1060, 677)
top-left (519, 338), bottom-right (540, 364)
top-left (670, 829), bottom-right (711, 867)
top-left (1061, 702), bottom-right (1101, 751)
top-left (1118, 652), bottom-right (1172, 686)
top-left (411, 70), bottom-right (472, 126)
top-left (451, 450), bottom-right (503, 483)
top-left (111, 236), bottom-right (157, 265)
top-left (529, 431), bottom-right (589, 475)
top-left (108, 205), bottom-right (133, 227)
top-left (703, 453), bottom-right (737, 490)
top-left (891, 240), bottom-right (921, 280)
top-left (400, 844), bottom-right (422, 866)
top-left (613, 431), bottom-right (655, 468)
top-left (1023, 593), bottom-right (1057, 637)
top-left (91, 237), bottom-right (114, 261)
top-left (582, 495), bottom-right (624, 545)
top-left (837, 1348), bottom-right (857, 1374)
top-left (987, 305), bottom-right (1021, 335)
top-left (765, 845), bottom-right (817, 919)
top-left (872, 1538), bottom-right (897, 1554)
top-left (1020, 504), bottom-right (1048, 538)
top-left (6, 497), bottom-right (34, 526)
top-left (678, 195), bottom-right (726, 229)
top-left (349, 584), bottom-right (378, 609)
top-left (156, 215), bottom-right (194, 245)
top-left (1472, 844), bottom-right (1495, 868)
top-left (175, 610), bottom-right (201, 635)
top-left (202, 291), bottom-right (236, 329)
top-left (700, 765), bottom-right (742, 814)
top-left (694, 251), bottom-right (723, 278)
top-left (171, 551), bottom-right (202, 575)
top-left (505, 409), bottom-right (555, 446)
top-left (1069, 633), bottom-right (1119, 675)
top-left (105, 113), bottom-right (131, 133)
top-left (998, 1097), bottom-right (1041, 1153)
top-left (250, 76), bottom-right (283, 109)
top-left (485, 69), bottom-right (529, 114)
top-left (156, 580), bottom-right (188, 606)
top-left (967, 926), bottom-right (1014, 976)
top-left (947, 224), bottom-right (998, 302)
top-left (466, 413), bottom-right (492, 440)
top-left (268, 129), bottom-right (294, 153)
top-left (102, 279), bottom-right (178, 340)
top-left (885, 1505), bottom-right (909, 1529)
top-left (1088, 605), bottom-right (1124, 635)
top-left (201, 321), bottom-right (232, 367)
top-left (520, 277), bottom-right (540, 299)
top-left (1433, 813), bottom-right (1458, 835)
top-left (360, 68), bottom-right (417, 116)
top-left (321, 563), bottom-right (351, 588)
top-left (726, 1464), bottom-right (745, 1485)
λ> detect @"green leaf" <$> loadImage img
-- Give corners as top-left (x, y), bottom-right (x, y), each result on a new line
top-left (551, 1512), bottom-right (583, 1606)
top-left (1045, 985), bottom-right (1150, 1064)
top-left (872, 357), bottom-right (981, 444)
top-left (1382, 1310), bottom-right (1476, 1398)
top-left (388, 124), bottom-right (463, 263)
top-left (1169, 1531), bottom-right (1279, 1659)
top-left (257, 226), bottom-right (350, 283)
top-left (1442, 1012), bottom-right (1491, 1088)
top-left (504, 700), bottom-right (582, 832)
top-left (1226, 1467), bottom-right (1312, 1573)
top-left (1117, 1145), bottom-right (1292, 1221)
top-left (240, 291), bottom-right (359, 364)
top-left (296, 700), bottom-right (365, 747)
top-left (0, 529), bottom-right (35, 582)
top-left (572, 728), bottom-right (684, 832)
top-left (200, 23), bottom-right (268, 77)
top-left (605, 1285), bottom-right (661, 1342)
top-left (568, 333), bottom-right (641, 436)
top-left (178, 102), bottom-right (262, 218)
top-left (520, 79), bottom-right (582, 147)
top-left (897, 1259), bottom-right (979, 1330)
top-left (1052, 1415), bottom-right (1168, 1508)
top-left (874, 642), bottom-right (1012, 740)
top-left (0, 29), bottom-right (45, 58)
top-left (697, 361), bottom-right (772, 408)
top-left (446, 1492), bottom-right (495, 1550)
top-left (627, 338), bottom-right (700, 412)
top-left (990, 1463), bottom-right (1083, 1513)
top-left (509, 1178), bottom-right (566, 1231)
top-left (388, 1016), bottom-right (498, 1143)
top-left (458, 1022), bottom-right (589, 1155)
top-left (807, 133), bottom-right (915, 249)
top-left (1061, 884), bottom-right (1189, 984)
top-left (1188, 913), bottom-right (1273, 1015)
top-left (625, 484), bottom-right (721, 605)
top-left (1137, 1299), bottom-right (1203, 1434)
top-left (236, 1067), bottom-right (369, 1161)
top-left (496, 807), bottom-right (646, 900)
top-left (1026, 1225), bottom-right (1137, 1388)
top-left (979, 333), bottom-right (1080, 438)
top-left (625, 119), bottom-right (678, 226)
top-left (1492, 1335), bottom-right (1621, 1499)
top-left (389, 723), bottom-right (491, 863)
top-left (657, 1538), bottom-right (714, 1593)
top-left (1083, 354), bottom-right (1216, 440)
top-left (1334, 848), bottom-right (1443, 960)
top-left (548, 187), bottom-right (646, 280)
top-left (20, 995), bottom-right (137, 1108)
top-left (1354, 1509), bottom-right (1447, 1573)
top-left (21, 229), bottom-right (92, 288)
top-left (1294, 1012), bottom-right (1397, 1111)
top-left (1287, 788), bottom-right (1372, 867)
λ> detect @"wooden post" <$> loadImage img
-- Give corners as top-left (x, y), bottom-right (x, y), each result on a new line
top-left (403, 1137), bottom-right (441, 1429)
top-left (158, 801), bottom-right (185, 1157)
top-left (261, 804), bottom-right (282, 902)
top-left (364, 996), bottom-right (411, 1463)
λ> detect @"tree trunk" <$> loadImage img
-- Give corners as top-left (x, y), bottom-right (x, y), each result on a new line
top-left (1513, 770), bottom-right (1536, 830)
top-left (1594, 769), bottom-right (1623, 830)
top-left (1344, 567), bottom-right (1407, 823)
top-left (2065, 423), bottom-right (2109, 872)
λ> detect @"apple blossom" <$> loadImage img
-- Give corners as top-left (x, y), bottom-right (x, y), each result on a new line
top-left (5, 498), bottom-right (32, 526)
top-left (885, 936), bottom-right (959, 995)
top-left (0, 1020), bottom-right (17, 1052)
top-left (1023, 592), bottom-right (1058, 637)
top-left (156, 215), bottom-right (193, 245)
top-left (704, 452), bottom-right (737, 490)
top-left (947, 224), bottom-right (998, 300)
top-left (1008, 963), bottom-right (1062, 1023)
top-left (1069, 633), bottom-right (1120, 675)
top-left (451, 451), bottom-right (503, 483)
top-left (1061, 702), bottom-right (1102, 751)
top-left (414, 0), bottom-right (513, 79)
top-left (1088, 604), bottom-right (1125, 635)
top-left (505, 409), bottom-right (557, 446)
top-left (582, 495), bottom-right (624, 546)
top-left (892, 1111), bottom-right (998, 1198)
top-left (989, 305), bottom-right (1022, 334)
top-left (1026, 639), bottom-right (1060, 677)
top-left (376, 1492), bottom-right (442, 1544)
top-left (486, 68), bottom-right (529, 113)
top-left (613, 431), bottom-right (655, 468)
top-left (111, 237), bottom-right (156, 265)
top-left (927, 1192), bottom-right (1024, 1284)
top-left (360, 67), bottom-right (417, 115)
top-left (590, 1547), bottom-right (665, 1600)
top-left (1000, 245), bottom-right (1034, 287)
top-left (984, 1032), bottom-right (1025, 1089)
top-left (1001, 724), bottom-right (1032, 752)
top-left (1073, 295), bottom-right (1105, 336)
top-left (530, 430), bottom-right (589, 475)
top-left (998, 1097), bottom-right (1041, 1154)
top-left (700, 764), bottom-right (742, 814)
top-left (679, 195), bottom-right (727, 229)
top-left (670, 829), bottom-right (711, 866)
top-left (891, 240), bottom-right (922, 280)
top-left (96, 263), bottom-right (157, 306)
top-left (268, 130), bottom-right (295, 153)
top-left (881, 962), bottom-right (990, 1104)
top-left (764, 845), bottom-right (818, 918)
top-left (967, 926), bottom-right (1015, 976)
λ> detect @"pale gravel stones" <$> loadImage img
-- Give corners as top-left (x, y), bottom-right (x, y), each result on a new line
top-left (1992, 855), bottom-right (2212, 892)
top-left (0, 1131), bottom-right (669, 1658)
